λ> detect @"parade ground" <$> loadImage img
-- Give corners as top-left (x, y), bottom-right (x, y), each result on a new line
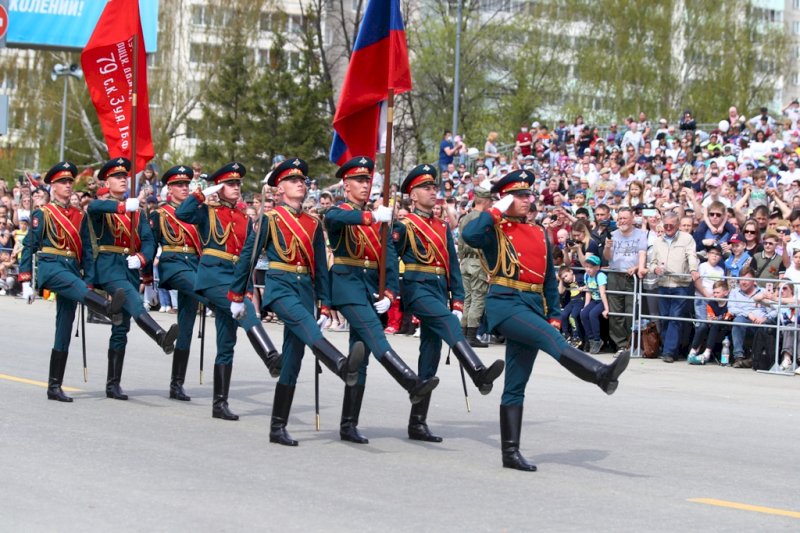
top-left (1, 296), bottom-right (798, 532)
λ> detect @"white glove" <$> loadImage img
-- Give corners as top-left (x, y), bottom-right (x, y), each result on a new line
top-left (126, 255), bottom-right (142, 269)
top-left (125, 198), bottom-right (140, 212)
top-left (22, 282), bottom-right (34, 304)
top-left (372, 293), bottom-right (391, 314)
top-left (494, 194), bottom-right (515, 213)
top-left (371, 205), bottom-right (393, 223)
top-left (231, 301), bottom-right (246, 320)
top-left (479, 179), bottom-right (493, 191)
top-left (452, 309), bottom-right (463, 322)
top-left (316, 315), bottom-right (330, 332)
top-left (202, 184), bottom-right (224, 197)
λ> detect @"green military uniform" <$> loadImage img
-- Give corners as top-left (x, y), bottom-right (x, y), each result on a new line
top-left (146, 165), bottom-right (209, 401)
top-left (18, 161), bottom-right (126, 402)
top-left (325, 156), bottom-right (439, 444)
top-left (175, 161), bottom-right (282, 421)
top-left (393, 165), bottom-right (504, 443)
top-left (462, 169), bottom-right (630, 472)
top-left (87, 158), bottom-right (179, 400)
top-left (229, 157), bottom-right (364, 446)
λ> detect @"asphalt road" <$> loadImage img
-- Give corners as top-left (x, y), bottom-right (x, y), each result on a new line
top-left (1, 296), bottom-right (799, 532)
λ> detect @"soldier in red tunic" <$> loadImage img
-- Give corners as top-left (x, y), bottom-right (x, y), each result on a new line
top-left (462, 169), bottom-right (630, 472)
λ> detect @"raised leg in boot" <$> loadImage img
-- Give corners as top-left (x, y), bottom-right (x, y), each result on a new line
top-left (269, 383), bottom-right (298, 446)
top-left (312, 338), bottom-right (364, 386)
top-left (558, 344), bottom-right (630, 395)
top-left (340, 384), bottom-right (369, 444)
top-left (106, 349), bottom-right (128, 400)
top-left (84, 288), bottom-right (126, 326)
top-left (47, 349), bottom-right (73, 402)
top-left (212, 363), bottom-right (238, 420)
top-left (452, 340), bottom-right (504, 395)
top-left (408, 394), bottom-right (442, 442)
top-left (134, 313), bottom-right (179, 354)
top-left (378, 350), bottom-right (439, 404)
top-left (500, 404), bottom-right (536, 471)
top-left (246, 326), bottom-right (282, 378)
top-left (169, 348), bottom-right (191, 401)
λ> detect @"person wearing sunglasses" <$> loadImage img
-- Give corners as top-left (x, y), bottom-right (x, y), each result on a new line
top-left (694, 201), bottom-right (736, 259)
top-left (747, 230), bottom-right (785, 280)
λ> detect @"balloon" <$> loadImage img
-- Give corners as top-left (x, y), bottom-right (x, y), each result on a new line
top-left (718, 120), bottom-right (730, 133)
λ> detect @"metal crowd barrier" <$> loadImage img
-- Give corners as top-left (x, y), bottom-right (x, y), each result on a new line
top-left (604, 268), bottom-right (798, 376)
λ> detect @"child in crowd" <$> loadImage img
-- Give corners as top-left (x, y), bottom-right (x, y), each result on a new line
top-left (724, 233), bottom-right (751, 282)
top-left (688, 280), bottom-right (732, 365)
top-left (558, 265), bottom-right (585, 347)
top-left (694, 245), bottom-right (725, 320)
top-left (783, 248), bottom-right (800, 284)
top-left (579, 255), bottom-right (609, 354)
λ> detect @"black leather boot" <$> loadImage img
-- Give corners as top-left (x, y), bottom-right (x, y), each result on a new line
top-left (378, 350), bottom-right (439, 404)
top-left (84, 288), bottom-right (126, 326)
top-left (558, 344), bottom-right (630, 395)
top-left (466, 326), bottom-right (488, 348)
top-left (408, 394), bottom-right (442, 442)
top-left (246, 326), bottom-right (282, 378)
top-left (47, 349), bottom-right (73, 402)
top-left (500, 404), bottom-right (536, 471)
top-left (134, 313), bottom-right (179, 354)
top-left (169, 348), bottom-right (191, 401)
top-left (212, 363), bottom-right (238, 420)
top-left (106, 349), bottom-right (128, 400)
top-left (269, 383), bottom-right (298, 446)
top-left (340, 384), bottom-right (369, 444)
top-left (452, 340), bottom-right (504, 395)
top-left (312, 338), bottom-right (364, 386)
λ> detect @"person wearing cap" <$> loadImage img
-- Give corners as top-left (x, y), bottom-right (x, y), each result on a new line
top-left (87, 157), bottom-right (179, 400)
top-left (176, 162), bottom-right (282, 420)
top-left (228, 157), bottom-right (365, 445)
top-left (19, 161), bottom-right (127, 402)
top-left (324, 156), bottom-right (439, 444)
top-left (462, 169), bottom-right (630, 472)
top-left (145, 165), bottom-right (211, 402)
top-left (392, 164), bottom-right (504, 443)
top-left (458, 187), bottom-right (493, 347)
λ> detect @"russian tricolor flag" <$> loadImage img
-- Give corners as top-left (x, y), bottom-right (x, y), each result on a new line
top-left (329, 0), bottom-right (412, 166)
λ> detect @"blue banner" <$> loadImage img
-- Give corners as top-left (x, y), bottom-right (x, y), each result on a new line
top-left (7, 0), bottom-right (158, 52)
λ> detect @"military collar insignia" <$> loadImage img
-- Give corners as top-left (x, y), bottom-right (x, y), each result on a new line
top-left (412, 208), bottom-right (433, 219)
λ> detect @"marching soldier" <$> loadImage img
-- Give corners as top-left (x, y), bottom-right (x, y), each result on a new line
top-left (393, 165), bottom-right (504, 442)
top-left (462, 169), bottom-right (630, 472)
top-left (147, 165), bottom-right (208, 401)
top-left (19, 161), bottom-right (126, 402)
top-left (325, 156), bottom-right (439, 444)
top-left (229, 157), bottom-right (364, 446)
top-left (458, 186), bottom-right (492, 348)
top-left (87, 158), bottom-right (179, 400)
top-left (176, 162), bottom-right (282, 421)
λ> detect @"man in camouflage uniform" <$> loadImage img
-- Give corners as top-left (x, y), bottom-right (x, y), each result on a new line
top-left (458, 187), bottom-right (492, 347)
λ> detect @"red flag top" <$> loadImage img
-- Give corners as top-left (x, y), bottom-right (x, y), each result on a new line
top-left (81, 0), bottom-right (153, 172)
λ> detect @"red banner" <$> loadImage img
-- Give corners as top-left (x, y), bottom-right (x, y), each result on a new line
top-left (80, 0), bottom-right (153, 172)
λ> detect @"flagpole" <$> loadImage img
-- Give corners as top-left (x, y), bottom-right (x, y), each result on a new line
top-left (378, 88), bottom-right (395, 298)
top-left (129, 31), bottom-right (139, 254)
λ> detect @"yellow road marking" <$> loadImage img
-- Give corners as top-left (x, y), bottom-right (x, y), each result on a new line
top-left (689, 498), bottom-right (800, 519)
top-left (0, 373), bottom-right (82, 392)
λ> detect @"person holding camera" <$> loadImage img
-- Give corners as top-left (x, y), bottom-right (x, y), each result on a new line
top-left (603, 207), bottom-right (648, 358)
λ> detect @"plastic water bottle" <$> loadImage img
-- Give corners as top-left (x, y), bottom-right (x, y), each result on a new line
top-left (721, 337), bottom-right (731, 366)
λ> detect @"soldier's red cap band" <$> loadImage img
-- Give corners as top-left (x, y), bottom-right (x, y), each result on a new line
top-left (343, 167), bottom-right (371, 179)
top-left (51, 170), bottom-right (74, 182)
top-left (274, 167), bottom-right (305, 185)
top-left (407, 174), bottom-right (435, 191)
top-left (215, 172), bottom-right (242, 184)
top-left (500, 181), bottom-right (532, 195)
top-left (166, 174), bottom-right (191, 184)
